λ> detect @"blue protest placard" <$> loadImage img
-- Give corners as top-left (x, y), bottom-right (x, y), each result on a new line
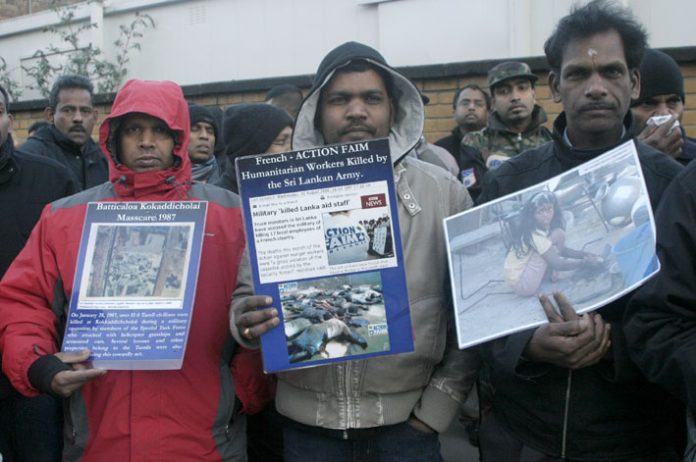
top-left (236, 138), bottom-right (413, 372)
top-left (62, 201), bottom-right (207, 369)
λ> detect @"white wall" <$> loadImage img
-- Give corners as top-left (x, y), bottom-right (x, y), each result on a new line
top-left (1, 0), bottom-right (695, 101)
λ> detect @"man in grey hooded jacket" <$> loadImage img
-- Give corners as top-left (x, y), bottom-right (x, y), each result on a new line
top-left (230, 41), bottom-right (478, 461)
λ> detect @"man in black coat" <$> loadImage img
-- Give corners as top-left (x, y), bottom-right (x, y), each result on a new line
top-left (477, 1), bottom-right (684, 460)
top-left (18, 74), bottom-right (107, 190)
top-left (0, 84), bottom-right (76, 462)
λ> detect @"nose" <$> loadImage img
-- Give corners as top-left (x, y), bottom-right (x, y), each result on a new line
top-left (654, 102), bottom-right (670, 116)
top-left (584, 73), bottom-right (608, 99)
top-left (139, 129), bottom-right (156, 149)
top-left (73, 109), bottom-right (84, 123)
top-left (346, 98), bottom-right (368, 120)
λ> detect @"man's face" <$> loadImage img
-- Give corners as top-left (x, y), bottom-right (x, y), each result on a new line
top-left (267, 126), bottom-right (292, 154)
top-left (549, 30), bottom-right (639, 147)
top-left (632, 94), bottom-right (684, 133)
top-left (491, 78), bottom-right (536, 126)
top-left (47, 88), bottom-right (97, 147)
top-left (454, 88), bottom-right (488, 132)
top-left (0, 94), bottom-right (13, 146)
top-left (319, 69), bottom-right (393, 145)
top-left (188, 121), bottom-right (216, 164)
top-left (118, 114), bottom-right (175, 172)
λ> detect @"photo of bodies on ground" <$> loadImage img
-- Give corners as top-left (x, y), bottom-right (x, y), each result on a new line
top-left (278, 272), bottom-right (389, 364)
top-left (446, 142), bottom-right (657, 348)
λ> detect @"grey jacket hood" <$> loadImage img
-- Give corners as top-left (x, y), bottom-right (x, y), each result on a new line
top-left (292, 41), bottom-right (424, 165)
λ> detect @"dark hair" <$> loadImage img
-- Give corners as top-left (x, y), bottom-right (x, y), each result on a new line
top-left (452, 84), bottom-right (491, 110)
top-left (331, 59), bottom-right (396, 101)
top-left (48, 74), bottom-right (94, 110)
top-left (544, 0), bottom-right (648, 73)
top-left (511, 191), bottom-right (564, 258)
top-left (0, 84), bottom-right (9, 111)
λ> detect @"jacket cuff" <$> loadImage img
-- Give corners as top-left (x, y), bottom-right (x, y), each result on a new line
top-left (412, 386), bottom-right (459, 433)
top-left (28, 355), bottom-right (71, 396)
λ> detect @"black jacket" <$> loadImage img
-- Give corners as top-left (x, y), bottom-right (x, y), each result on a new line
top-left (0, 135), bottom-right (76, 398)
top-left (478, 112), bottom-right (684, 460)
top-left (18, 124), bottom-right (108, 190)
top-left (434, 126), bottom-right (463, 157)
top-left (678, 132), bottom-right (696, 166)
top-left (625, 159), bottom-right (696, 411)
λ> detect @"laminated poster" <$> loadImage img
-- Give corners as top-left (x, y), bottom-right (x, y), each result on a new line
top-left (62, 201), bottom-right (207, 369)
top-left (445, 141), bottom-right (659, 349)
top-left (236, 138), bottom-right (413, 372)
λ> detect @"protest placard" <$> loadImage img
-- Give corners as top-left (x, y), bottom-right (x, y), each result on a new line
top-left (445, 141), bottom-right (658, 348)
top-left (62, 201), bottom-right (207, 369)
top-left (236, 138), bottom-right (413, 372)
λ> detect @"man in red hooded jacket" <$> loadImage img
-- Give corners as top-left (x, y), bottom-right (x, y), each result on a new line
top-left (0, 79), bottom-right (254, 461)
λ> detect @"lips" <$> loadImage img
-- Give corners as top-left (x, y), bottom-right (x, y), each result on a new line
top-left (340, 125), bottom-right (375, 137)
top-left (579, 103), bottom-right (615, 113)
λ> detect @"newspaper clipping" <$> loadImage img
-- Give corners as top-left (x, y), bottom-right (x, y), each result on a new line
top-left (445, 141), bottom-right (658, 348)
top-left (236, 138), bottom-right (413, 372)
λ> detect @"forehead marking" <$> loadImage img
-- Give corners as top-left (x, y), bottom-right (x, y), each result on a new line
top-left (587, 48), bottom-right (598, 57)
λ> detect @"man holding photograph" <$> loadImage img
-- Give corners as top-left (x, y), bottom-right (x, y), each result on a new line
top-left (477, 1), bottom-right (683, 460)
top-left (0, 79), bottom-right (256, 461)
top-left (231, 41), bottom-right (478, 461)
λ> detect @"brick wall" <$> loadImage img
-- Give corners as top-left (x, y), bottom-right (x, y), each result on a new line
top-left (9, 64), bottom-right (696, 147)
top-left (418, 63), bottom-right (696, 144)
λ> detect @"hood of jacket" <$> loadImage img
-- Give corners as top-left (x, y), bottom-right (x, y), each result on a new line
top-left (99, 79), bottom-right (191, 198)
top-left (292, 41), bottom-right (423, 164)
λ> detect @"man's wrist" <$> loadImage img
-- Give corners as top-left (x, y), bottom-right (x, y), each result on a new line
top-left (28, 355), bottom-right (72, 396)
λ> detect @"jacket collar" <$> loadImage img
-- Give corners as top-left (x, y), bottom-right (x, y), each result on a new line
top-left (551, 111), bottom-right (635, 167)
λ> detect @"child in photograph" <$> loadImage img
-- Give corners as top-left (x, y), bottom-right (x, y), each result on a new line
top-left (504, 191), bottom-right (602, 296)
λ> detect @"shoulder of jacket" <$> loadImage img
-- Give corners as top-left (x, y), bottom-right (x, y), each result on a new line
top-left (51, 183), bottom-right (117, 211)
top-left (635, 140), bottom-right (683, 181)
top-left (190, 182), bottom-right (241, 208)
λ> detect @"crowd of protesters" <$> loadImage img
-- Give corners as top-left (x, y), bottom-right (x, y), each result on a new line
top-left (1, 0), bottom-right (696, 461)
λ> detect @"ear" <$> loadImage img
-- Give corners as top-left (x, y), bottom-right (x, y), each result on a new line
top-left (44, 106), bottom-right (55, 123)
top-left (8, 113), bottom-right (13, 133)
top-left (548, 71), bottom-right (562, 103)
top-left (630, 68), bottom-right (640, 100)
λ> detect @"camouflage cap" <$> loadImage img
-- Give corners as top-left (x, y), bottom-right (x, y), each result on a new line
top-left (487, 61), bottom-right (538, 90)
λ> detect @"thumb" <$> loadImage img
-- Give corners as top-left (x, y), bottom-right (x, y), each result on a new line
top-left (55, 349), bottom-right (92, 364)
top-left (547, 319), bottom-right (587, 337)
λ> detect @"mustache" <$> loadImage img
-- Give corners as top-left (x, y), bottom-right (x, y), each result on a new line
top-left (578, 102), bottom-right (616, 112)
top-left (69, 126), bottom-right (87, 133)
top-left (339, 124), bottom-right (375, 136)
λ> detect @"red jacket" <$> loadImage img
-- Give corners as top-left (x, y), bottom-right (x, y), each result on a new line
top-left (0, 80), bottom-right (248, 461)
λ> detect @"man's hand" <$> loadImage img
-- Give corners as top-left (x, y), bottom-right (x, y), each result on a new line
top-left (408, 415), bottom-right (436, 434)
top-left (637, 115), bottom-right (683, 159)
top-left (524, 292), bottom-right (611, 369)
top-left (50, 350), bottom-right (106, 397)
top-left (233, 295), bottom-right (280, 343)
